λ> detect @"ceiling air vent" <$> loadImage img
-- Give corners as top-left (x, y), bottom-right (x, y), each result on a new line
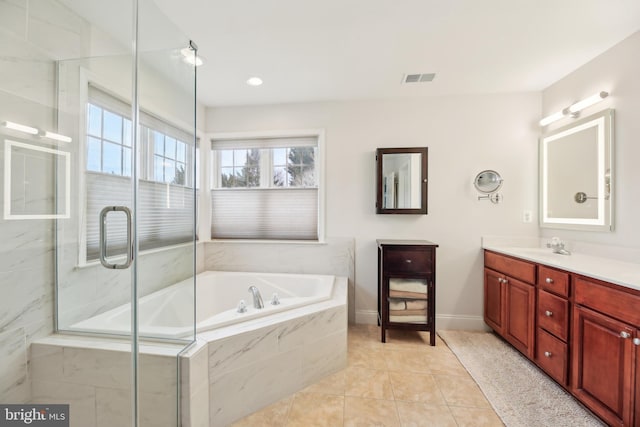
top-left (403, 73), bottom-right (436, 84)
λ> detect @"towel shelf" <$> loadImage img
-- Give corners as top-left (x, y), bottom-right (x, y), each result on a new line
top-left (377, 239), bottom-right (438, 345)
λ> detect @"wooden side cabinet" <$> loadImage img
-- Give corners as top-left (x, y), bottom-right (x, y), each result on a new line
top-left (484, 251), bottom-right (536, 358)
top-left (377, 239), bottom-right (438, 345)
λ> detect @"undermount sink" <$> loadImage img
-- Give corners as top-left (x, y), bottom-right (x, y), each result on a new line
top-left (511, 248), bottom-right (568, 258)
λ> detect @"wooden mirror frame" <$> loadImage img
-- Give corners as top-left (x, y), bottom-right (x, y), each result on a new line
top-left (376, 147), bottom-right (428, 214)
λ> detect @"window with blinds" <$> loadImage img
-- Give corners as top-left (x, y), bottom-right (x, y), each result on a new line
top-left (85, 85), bottom-right (195, 261)
top-left (210, 136), bottom-right (319, 240)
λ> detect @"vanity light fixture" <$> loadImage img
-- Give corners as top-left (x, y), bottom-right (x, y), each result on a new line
top-left (568, 91), bottom-right (609, 114)
top-left (539, 91), bottom-right (609, 127)
top-left (42, 131), bottom-right (72, 143)
top-left (3, 121), bottom-right (39, 135)
top-left (246, 77), bottom-right (263, 86)
top-left (539, 111), bottom-right (565, 127)
top-left (3, 121), bottom-right (72, 143)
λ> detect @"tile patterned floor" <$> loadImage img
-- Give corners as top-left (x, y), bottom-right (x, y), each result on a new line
top-left (232, 325), bottom-right (504, 427)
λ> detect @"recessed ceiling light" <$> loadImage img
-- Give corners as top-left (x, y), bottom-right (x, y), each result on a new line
top-left (246, 77), bottom-right (263, 86)
top-left (180, 47), bottom-right (203, 67)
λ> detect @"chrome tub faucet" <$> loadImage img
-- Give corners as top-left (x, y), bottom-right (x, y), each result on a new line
top-left (248, 286), bottom-right (264, 309)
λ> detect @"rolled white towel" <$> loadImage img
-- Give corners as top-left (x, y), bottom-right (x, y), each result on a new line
top-left (389, 278), bottom-right (427, 294)
top-left (389, 315), bottom-right (427, 323)
top-left (406, 300), bottom-right (428, 310)
top-left (388, 300), bottom-right (406, 310)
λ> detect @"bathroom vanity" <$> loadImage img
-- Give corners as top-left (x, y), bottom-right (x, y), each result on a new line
top-left (377, 239), bottom-right (438, 345)
top-left (483, 246), bottom-right (640, 426)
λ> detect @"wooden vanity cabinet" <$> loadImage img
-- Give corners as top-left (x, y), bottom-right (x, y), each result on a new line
top-left (572, 276), bottom-right (640, 427)
top-left (535, 266), bottom-right (571, 386)
top-left (377, 239), bottom-right (438, 345)
top-left (484, 249), bottom-right (640, 426)
top-left (484, 251), bottom-right (536, 358)
top-left (572, 304), bottom-right (635, 427)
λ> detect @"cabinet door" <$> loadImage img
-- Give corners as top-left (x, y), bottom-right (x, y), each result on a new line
top-left (505, 277), bottom-right (535, 358)
top-left (484, 268), bottom-right (505, 334)
top-left (572, 305), bottom-right (634, 427)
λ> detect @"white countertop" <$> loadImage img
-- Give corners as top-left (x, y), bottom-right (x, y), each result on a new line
top-left (483, 244), bottom-right (640, 292)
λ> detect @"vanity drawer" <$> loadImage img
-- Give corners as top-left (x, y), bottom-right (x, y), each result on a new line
top-left (538, 266), bottom-right (570, 297)
top-left (537, 289), bottom-right (569, 342)
top-left (574, 276), bottom-right (640, 327)
top-left (484, 251), bottom-right (536, 284)
top-left (536, 328), bottom-right (568, 386)
top-left (383, 248), bottom-right (433, 274)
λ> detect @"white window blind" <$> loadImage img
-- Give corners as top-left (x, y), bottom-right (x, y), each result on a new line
top-left (85, 174), bottom-right (195, 259)
top-left (211, 136), bottom-right (319, 240)
top-left (85, 86), bottom-right (195, 260)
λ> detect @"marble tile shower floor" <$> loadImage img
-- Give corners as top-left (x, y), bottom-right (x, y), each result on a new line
top-left (232, 325), bottom-right (503, 427)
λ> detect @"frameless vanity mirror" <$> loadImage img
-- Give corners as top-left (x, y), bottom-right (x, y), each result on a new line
top-left (376, 147), bottom-right (428, 214)
top-left (540, 109), bottom-right (614, 231)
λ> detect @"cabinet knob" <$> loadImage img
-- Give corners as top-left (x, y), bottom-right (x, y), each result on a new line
top-left (405, 259), bottom-right (412, 263)
top-left (544, 310), bottom-right (553, 317)
top-left (633, 338), bottom-right (640, 346)
top-left (497, 278), bottom-right (503, 283)
top-left (503, 278), bottom-right (508, 284)
top-left (544, 351), bottom-right (552, 358)
top-left (620, 331), bottom-right (631, 339)
top-left (545, 277), bottom-right (553, 284)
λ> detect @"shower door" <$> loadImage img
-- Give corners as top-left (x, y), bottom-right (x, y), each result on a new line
top-left (53, 1), bottom-right (197, 426)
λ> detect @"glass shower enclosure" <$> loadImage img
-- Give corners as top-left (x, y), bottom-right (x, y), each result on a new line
top-left (52, 0), bottom-right (197, 426)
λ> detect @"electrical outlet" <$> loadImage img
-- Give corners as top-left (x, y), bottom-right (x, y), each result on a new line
top-left (522, 210), bottom-right (532, 223)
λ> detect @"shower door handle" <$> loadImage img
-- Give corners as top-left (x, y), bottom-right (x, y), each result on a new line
top-left (99, 206), bottom-right (134, 269)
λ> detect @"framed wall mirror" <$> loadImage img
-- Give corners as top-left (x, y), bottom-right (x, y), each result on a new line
top-left (540, 109), bottom-right (614, 231)
top-left (376, 147), bottom-right (428, 214)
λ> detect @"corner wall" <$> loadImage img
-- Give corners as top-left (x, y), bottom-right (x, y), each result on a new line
top-left (205, 93), bottom-right (541, 328)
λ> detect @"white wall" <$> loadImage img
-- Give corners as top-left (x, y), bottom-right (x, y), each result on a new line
top-left (541, 31), bottom-right (640, 248)
top-left (206, 93), bottom-right (541, 328)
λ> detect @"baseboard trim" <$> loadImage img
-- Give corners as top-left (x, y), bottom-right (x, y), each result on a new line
top-left (355, 310), bottom-right (488, 331)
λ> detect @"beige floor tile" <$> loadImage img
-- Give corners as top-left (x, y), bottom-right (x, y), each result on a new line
top-left (449, 406), bottom-right (504, 427)
top-left (285, 392), bottom-right (344, 427)
top-left (344, 396), bottom-right (400, 427)
top-left (395, 401), bottom-right (457, 427)
top-left (433, 375), bottom-right (491, 408)
top-left (388, 371), bottom-right (446, 405)
top-left (348, 347), bottom-right (387, 370)
top-left (383, 330), bottom-right (435, 349)
top-left (345, 367), bottom-right (394, 399)
top-left (383, 348), bottom-right (431, 373)
top-left (232, 395), bottom-right (293, 427)
top-left (423, 349), bottom-right (470, 377)
top-left (302, 370), bottom-right (346, 395)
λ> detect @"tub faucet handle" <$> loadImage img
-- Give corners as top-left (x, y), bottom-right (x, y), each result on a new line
top-left (271, 293), bottom-right (281, 306)
top-left (237, 299), bottom-right (248, 313)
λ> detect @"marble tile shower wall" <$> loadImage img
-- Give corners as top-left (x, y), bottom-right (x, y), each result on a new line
top-left (204, 237), bottom-right (356, 323)
top-left (0, 0), bottom-right (90, 404)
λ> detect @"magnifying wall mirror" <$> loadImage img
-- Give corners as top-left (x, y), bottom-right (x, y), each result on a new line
top-left (376, 147), bottom-right (428, 214)
top-left (540, 109), bottom-right (614, 231)
top-left (474, 170), bottom-right (503, 204)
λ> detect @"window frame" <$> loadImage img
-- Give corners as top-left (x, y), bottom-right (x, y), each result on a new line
top-left (78, 74), bottom-right (197, 266)
top-left (207, 129), bottom-right (325, 243)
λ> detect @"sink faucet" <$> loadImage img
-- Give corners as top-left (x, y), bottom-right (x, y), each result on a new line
top-left (248, 286), bottom-right (264, 309)
top-left (546, 237), bottom-right (571, 255)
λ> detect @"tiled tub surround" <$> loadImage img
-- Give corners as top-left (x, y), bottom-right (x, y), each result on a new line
top-left (30, 276), bottom-right (348, 426)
